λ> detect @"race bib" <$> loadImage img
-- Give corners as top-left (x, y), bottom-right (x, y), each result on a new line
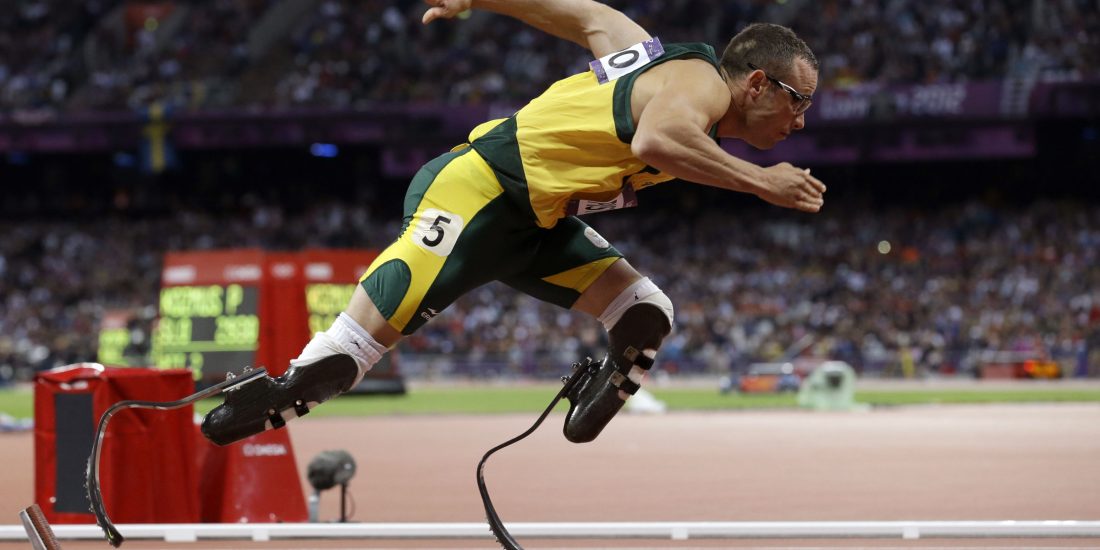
top-left (566, 185), bottom-right (639, 216)
top-left (412, 209), bottom-right (464, 257)
top-left (589, 38), bottom-right (664, 85)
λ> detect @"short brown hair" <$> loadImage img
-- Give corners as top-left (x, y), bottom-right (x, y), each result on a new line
top-left (720, 23), bottom-right (818, 81)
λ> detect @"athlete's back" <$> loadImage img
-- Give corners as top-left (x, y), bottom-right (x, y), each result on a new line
top-left (469, 42), bottom-right (721, 227)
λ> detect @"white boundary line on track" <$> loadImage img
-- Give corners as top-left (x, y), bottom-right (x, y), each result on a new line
top-left (1, 520), bottom-right (1100, 542)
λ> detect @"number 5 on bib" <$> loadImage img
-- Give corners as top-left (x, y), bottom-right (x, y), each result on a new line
top-left (413, 208), bottom-right (465, 256)
top-left (590, 37), bottom-right (665, 85)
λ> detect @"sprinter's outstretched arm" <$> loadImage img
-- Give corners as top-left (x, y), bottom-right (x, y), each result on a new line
top-left (422, 0), bottom-right (649, 58)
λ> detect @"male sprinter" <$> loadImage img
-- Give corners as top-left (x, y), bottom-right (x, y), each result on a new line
top-left (202, 0), bottom-right (825, 445)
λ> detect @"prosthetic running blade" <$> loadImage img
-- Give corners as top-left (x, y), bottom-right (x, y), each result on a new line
top-left (476, 358), bottom-right (599, 550)
top-left (85, 367), bottom-right (267, 547)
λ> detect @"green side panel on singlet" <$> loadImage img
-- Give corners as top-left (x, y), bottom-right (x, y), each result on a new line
top-left (466, 117), bottom-right (538, 221)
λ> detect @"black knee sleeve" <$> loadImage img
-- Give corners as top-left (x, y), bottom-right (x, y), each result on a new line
top-left (606, 302), bottom-right (672, 390)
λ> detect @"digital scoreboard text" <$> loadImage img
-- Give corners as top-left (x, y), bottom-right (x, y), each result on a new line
top-left (152, 284), bottom-right (260, 381)
top-left (305, 283), bottom-right (356, 334)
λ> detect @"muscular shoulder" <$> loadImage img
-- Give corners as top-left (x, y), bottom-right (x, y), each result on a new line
top-left (630, 58), bottom-right (730, 126)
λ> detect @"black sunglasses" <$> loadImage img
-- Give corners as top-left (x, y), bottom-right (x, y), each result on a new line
top-left (747, 62), bottom-right (813, 114)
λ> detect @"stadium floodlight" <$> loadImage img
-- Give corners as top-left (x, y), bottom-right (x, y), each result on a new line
top-left (310, 143), bottom-right (339, 158)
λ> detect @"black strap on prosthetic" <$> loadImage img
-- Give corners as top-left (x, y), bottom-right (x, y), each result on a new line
top-left (609, 370), bottom-right (640, 395)
top-left (606, 303), bottom-right (671, 388)
top-left (268, 399), bottom-right (310, 429)
top-left (623, 346), bottom-right (656, 369)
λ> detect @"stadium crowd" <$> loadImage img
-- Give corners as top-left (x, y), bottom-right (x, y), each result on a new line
top-left (2, 194), bottom-right (1098, 383)
top-left (2, 0), bottom-right (1098, 383)
top-left (2, 0), bottom-right (1098, 114)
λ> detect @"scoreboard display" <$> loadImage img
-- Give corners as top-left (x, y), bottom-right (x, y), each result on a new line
top-left (137, 248), bottom-right (405, 392)
top-left (151, 283), bottom-right (260, 382)
top-left (305, 283), bottom-right (354, 335)
top-left (97, 310), bottom-right (135, 366)
top-left (149, 250), bottom-right (265, 385)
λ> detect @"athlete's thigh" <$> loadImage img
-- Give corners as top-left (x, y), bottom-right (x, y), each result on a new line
top-left (502, 216), bottom-right (624, 309)
top-left (360, 149), bottom-right (536, 335)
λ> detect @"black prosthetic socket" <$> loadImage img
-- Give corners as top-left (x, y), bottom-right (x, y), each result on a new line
top-left (563, 303), bottom-right (671, 443)
top-left (201, 354), bottom-right (359, 446)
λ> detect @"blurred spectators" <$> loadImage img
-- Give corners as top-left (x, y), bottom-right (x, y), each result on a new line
top-left (2, 0), bottom-right (1097, 115)
top-left (797, 0), bottom-right (1100, 88)
top-left (2, 196), bottom-right (1098, 382)
top-left (2, 0), bottom-right (1099, 383)
top-left (0, 1), bottom-right (118, 116)
top-left (253, 0), bottom-right (780, 107)
top-left (71, 0), bottom-right (276, 111)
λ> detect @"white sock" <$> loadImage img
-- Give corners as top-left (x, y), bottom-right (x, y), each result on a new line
top-left (291, 313), bottom-right (387, 385)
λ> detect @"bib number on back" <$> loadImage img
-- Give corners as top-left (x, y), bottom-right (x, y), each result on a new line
top-left (589, 37), bottom-right (665, 85)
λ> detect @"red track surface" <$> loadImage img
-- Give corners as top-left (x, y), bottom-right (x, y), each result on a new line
top-left (2, 403), bottom-right (1098, 548)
